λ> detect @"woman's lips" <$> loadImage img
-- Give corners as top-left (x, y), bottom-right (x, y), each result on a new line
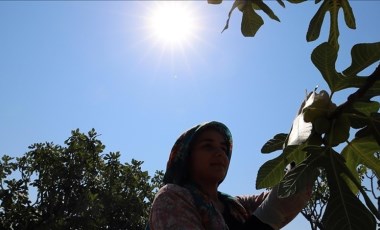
top-left (210, 162), bottom-right (226, 168)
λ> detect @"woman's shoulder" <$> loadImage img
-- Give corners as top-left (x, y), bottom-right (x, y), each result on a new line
top-left (157, 183), bottom-right (190, 193)
top-left (156, 184), bottom-right (191, 196)
top-left (150, 184), bottom-right (203, 229)
top-left (154, 184), bottom-right (194, 205)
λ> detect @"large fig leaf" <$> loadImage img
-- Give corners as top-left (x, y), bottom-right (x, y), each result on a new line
top-left (322, 150), bottom-right (377, 230)
top-left (341, 0), bottom-right (356, 29)
top-left (352, 101), bottom-right (380, 116)
top-left (343, 42), bottom-right (380, 77)
top-left (327, 0), bottom-right (340, 50)
top-left (256, 145), bottom-right (306, 189)
top-left (241, 3), bottom-right (264, 37)
top-left (307, 0), bottom-right (355, 50)
top-left (222, 0), bottom-right (284, 36)
top-left (364, 80), bottom-right (380, 99)
top-left (337, 147), bottom-right (380, 219)
top-left (342, 137), bottom-right (380, 177)
top-left (355, 113), bottom-right (380, 145)
top-left (222, 0), bottom-right (244, 33)
top-left (311, 42), bottom-right (369, 92)
top-left (278, 151), bottom-right (322, 198)
top-left (306, 0), bottom-right (328, 42)
top-left (254, 1), bottom-right (280, 22)
top-left (348, 101), bottom-right (380, 129)
top-left (322, 181), bottom-right (376, 230)
top-left (256, 154), bottom-right (286, 189)
top-left (368, 113), bottom-right (380, 144)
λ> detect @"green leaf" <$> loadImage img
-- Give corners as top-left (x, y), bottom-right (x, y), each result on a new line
top-left (255, 1), bottom-right (280, 22)
top-left (307, 0), bottom-right (328, 42)
top-left (324, 115), bottom-right (351, 147)
top-left (311, 42), bottom-right (338, 91)
top-left (355, 114), bottom-right (380, 145)
top-left (311, 42), bottom-right (367, 92)
top-left (307, 0), bottom-right (355, 49)
top-left (341, 144), bottom-right (361, 194)
top-left (276, 0), bottom-right (285, 8)
top-left (348, 110), bottom-right (369, 129)
top-left (341, 0), bottom-right (356, 29)
top-left (241, 3), bottom-right (264, 37)
top-left (342, 136), bottom-right (380, 178)
top-left (261, 133), bottom-right (288, 153)
top-left (343, 42), bottom-right (380, 77)
top-left (326, 0), bottom-right (341, 50)
top-left (338, 149), bottom-right (380, 219)
top-left (222, 0), bottom-right (243, 33)
top-left (368, 113), bottom-right (380, 145)
top-left (278, 152), bottom-right (322, 198)
top-left (256, 145), bottom-right (306, 189)
top-left (364, 79), bottom-right (380, 99)
top-left (322, 150), bottom-right (377, 230)
top-left (322, 181), bottom-right (376, 230)
top-left (352, 101), bottom-right (380, 116)
top-left (256, 155), bottom-right (286, 189)
top-left (348, 101), bottom-right (380, 130)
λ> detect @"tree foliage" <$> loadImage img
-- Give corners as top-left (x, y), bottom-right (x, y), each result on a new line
top-left (0, 129), bottom-right (163, 229)
top-left (209, 0), bottom-right (380, 229)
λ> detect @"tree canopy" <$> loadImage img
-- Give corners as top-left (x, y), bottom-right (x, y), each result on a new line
top-left (0, 129), bottom-right (163, 229)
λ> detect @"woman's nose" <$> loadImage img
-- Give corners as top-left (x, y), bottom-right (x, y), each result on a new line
top-left (213, 147), bottom-right (226, 156)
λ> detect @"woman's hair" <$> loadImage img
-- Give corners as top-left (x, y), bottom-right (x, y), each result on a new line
top-left (163, 121), bottom-right (233, 185)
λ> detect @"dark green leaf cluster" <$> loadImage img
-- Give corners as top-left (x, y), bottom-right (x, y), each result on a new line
top-left (0, 129), bottom-right (163, 229)
top-left (209, 0), bottom-right (307, 37)
top-left (208, 1), bottom-right (380, 229)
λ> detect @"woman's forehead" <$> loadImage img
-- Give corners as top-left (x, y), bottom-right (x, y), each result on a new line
top-left (193, 128), bottom-right (227, 143)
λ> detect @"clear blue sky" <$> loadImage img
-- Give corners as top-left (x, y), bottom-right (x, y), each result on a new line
top-left (1, 1), bottom-right (379, 229)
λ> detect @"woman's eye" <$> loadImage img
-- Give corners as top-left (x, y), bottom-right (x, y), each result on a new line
top-left (203, 144), bottom-right (214, 150)
top-left (201, 144), bottom-right (227, 154)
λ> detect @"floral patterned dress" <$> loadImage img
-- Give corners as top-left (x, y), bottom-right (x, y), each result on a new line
top-left (148, 184), bottom-right (269, 230)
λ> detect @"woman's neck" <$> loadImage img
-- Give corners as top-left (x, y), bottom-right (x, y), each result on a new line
top-left (187, 180), bottom-right (225, 213)
top-left (196, 181), bottom-right (219, 201)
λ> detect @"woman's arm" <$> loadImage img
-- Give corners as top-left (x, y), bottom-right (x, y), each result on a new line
top-left (236, 182), bottom-right (312, 230)
top-left (253, 183), bottom-right (313, 230)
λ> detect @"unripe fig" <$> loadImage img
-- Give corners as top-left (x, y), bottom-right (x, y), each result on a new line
top-left (303, 90), bottom-right (332, 123)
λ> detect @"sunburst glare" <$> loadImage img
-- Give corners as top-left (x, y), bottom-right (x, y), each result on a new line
top-left (146, 1), bottom-right (200, 48)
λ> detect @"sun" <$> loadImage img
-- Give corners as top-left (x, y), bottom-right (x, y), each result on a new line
top-left (146, 1), bottom-right (199, 48)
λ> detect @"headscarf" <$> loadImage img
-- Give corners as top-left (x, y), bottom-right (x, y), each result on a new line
top-left (162, 121), bottom-right (248, 229)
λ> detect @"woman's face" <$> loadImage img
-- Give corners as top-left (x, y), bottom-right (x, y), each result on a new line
top-left (189, 128), bottom-right (230, 185)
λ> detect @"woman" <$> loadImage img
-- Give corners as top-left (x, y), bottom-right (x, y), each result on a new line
top-left (148, 121), bottom-right (312, 230)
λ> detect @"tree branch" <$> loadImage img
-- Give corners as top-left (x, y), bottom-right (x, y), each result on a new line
top-left (329, 62), bottom-right (380, 119)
